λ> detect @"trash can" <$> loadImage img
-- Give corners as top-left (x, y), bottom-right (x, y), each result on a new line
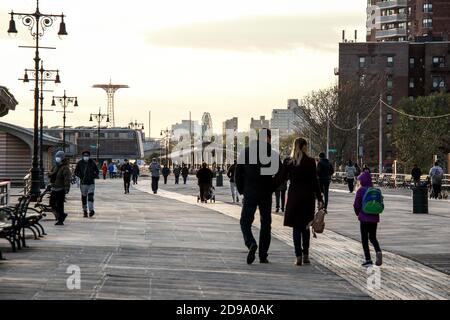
top-left (413, 186), bottom-right (428, 214)
top-left (216, 171), bottom-right (223, 187)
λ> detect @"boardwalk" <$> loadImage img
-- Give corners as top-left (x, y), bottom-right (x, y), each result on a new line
top-left (0, 179), bottom-right (369, 300)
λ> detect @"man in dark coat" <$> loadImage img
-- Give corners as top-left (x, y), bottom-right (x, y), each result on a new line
top-left (196, 163), bottom-right (213, 202)
top-left (173, 165), bottom-right (181, 184)
top-left (132, 162), bottom-right (140, 185)
top-left (411, 164), bottom-right (421, 187)
top-left (317, 152), bottom-right (334, 210)
top-left (121, 159), bottom-right (133, 194)
top-left (74, 151), bottom-right (99, 218)
top-left (162, 165), bottom-right (171, 184)
top-left (235, 129), bottom-right (281, 265)
top-left (181, 164), bottom-right (189, 185)
top-left (48, 150), bottom-right (71, 225)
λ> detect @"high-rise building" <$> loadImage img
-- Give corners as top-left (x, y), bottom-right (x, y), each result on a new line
top-left (366, 0), bottom-right (450, 42)
top-left (171, 120), bottom-right (201, 141)
top-left (250, 116), bottom-right (270, 131)
top-left (270, 99), bottom-right (306, 136)
top-left (222, 117), bottom-right (238, 135)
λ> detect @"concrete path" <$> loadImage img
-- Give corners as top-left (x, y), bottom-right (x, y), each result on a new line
top-left (0, 179), bottom-right (369, 300)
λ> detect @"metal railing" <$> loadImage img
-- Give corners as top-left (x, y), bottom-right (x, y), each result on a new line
top-left (376, 13), bottom-right (407, 24)
top-left (0, 181), bottom-right (11, 206)
top-left (332, 172), bottom-right (450, 190)
top-left (376, 0), bottom-right (407, 9)
top-left (375, 28), bottom-right (407, 39)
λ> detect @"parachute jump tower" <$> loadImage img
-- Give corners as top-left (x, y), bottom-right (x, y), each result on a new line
top-left (93, 80), bottom-right (129, 128)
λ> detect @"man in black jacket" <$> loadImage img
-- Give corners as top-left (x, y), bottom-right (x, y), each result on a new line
top-left (317, 152), bottom-right (334, 210)
top-left (74, 151), bottom-right (99, 218)
top-left (235, 129), bottom-right (281, 265)
top-left (411, 164), bottom-right (422, 187)
top-left (196, 163), bottom-right (213, 202)
top-left (121, 159), bottom-right (133, 194)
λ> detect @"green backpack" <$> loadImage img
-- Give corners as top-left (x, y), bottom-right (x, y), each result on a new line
top-left (362, 187), bottom-right (384, 215)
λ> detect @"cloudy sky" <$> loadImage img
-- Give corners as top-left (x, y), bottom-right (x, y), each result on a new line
top-left (0, 0), bottom-right (366, 136)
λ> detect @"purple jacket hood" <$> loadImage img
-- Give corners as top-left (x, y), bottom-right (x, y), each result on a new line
top-left (358, 171), bottom-right (373, 187)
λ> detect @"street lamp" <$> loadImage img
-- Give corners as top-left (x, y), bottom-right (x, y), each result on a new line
top-left (7, 0), bottom-right (68, 199)
top-left (52, 90), bottom-right (78, 152)
top-left (128, 120), bottom-right (144, 130)
top-left (160, 128), bottom-right (173, 166)
top-left (20, 61), bottom-right (60, 188)
top-left (89, 109), bottom-right (109, 164)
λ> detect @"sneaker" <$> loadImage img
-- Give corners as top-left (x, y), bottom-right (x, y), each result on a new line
top-left (247, 244), bottom-right (258, 265)
top-left (259, 258), bottom-right (270, 264)
top-left (362, 260), bottom-right (373, 267)
top-left (83, 210), bottom-right (88, 218)
top-left (375, 252), bottom-right (383, 266)
top-left (89, 211), bottom-right (95, 217)
top-left (295, 256), bottom-right (303, 266)
top-left (303, 254), bottom-right (311, 264)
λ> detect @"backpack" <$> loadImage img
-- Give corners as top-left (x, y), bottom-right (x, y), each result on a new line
top-left (362, 187), bottom-right (384, 215)
top-left (309, 208), bottom-right (326, 238)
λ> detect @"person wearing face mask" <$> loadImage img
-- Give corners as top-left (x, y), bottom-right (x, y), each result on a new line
top-left (121, 159), bottom-right (133, 194)
top-left (74, 151), bottom-right (99, 218)
top-left (48, 150), bottom-right (72, 226)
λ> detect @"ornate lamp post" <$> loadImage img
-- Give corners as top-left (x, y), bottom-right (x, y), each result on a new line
top-left (160, 128), bottom-right (173, 166)
top-left (52, 90), bottom-right (78, 152)
top-left (20, 61), bottom-right (60, 188)
top-left (128, 120), bottom-right (144, 130)
top-left (89, 109), bottom-right (109, 164)
top-left (7, 0), bottom-right (68, 199)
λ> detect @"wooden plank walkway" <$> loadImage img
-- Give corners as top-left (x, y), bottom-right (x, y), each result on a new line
top-left (134, 179), bottom-right (450, 300)
top-left (0, 179), bottom-right (369, 300)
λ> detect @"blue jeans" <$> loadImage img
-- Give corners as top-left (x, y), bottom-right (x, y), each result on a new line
top-left (293, 227), bottom-right (310, 257)
top-left (240, 195), bottom-right (272, 260)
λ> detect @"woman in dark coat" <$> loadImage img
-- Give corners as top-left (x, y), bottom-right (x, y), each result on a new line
top-left (281, 138), bottom-right (323, 266)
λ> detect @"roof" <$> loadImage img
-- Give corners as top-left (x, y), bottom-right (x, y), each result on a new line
top-left (0, 86), bottom-right (19, 117)
top-left (0, 121), bottom-right (62, 146)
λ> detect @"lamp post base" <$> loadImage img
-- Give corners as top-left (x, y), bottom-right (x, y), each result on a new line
top-left (29, 167), bottom-right (41, 202)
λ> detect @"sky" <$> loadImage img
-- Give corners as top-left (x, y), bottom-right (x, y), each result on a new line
top-left (0, 0), bottom-right (366, 137)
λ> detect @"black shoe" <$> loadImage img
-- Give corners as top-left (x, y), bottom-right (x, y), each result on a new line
top-left (83, 210), bottom-right (88, 218)
top-left (247, 244), bottom-right (258, 265)
top-left (260, 258), bottom-right (270, 264)
top-left (55, 221), bottom-right (64, 226)
top-left (303, 254), bottom-right (310, 264)
top-left (89, 211), bottom-right (95, 217)
top-left (275, 208), bottom-right (279, 213)
top-left (362, 260), bottom-right (373, 267)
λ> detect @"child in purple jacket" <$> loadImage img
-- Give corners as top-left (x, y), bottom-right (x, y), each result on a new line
top-left (353, 171), bottom-right (383, 267)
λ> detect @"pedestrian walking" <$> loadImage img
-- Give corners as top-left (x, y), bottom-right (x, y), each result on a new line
top-left (227, 160), bottom-right (239, 203)
top-left (132, 162), bottom-right (140, 185)
top-left (121, 159), bottom-right (132, 194)
top-left (101, 161), bottom-right (108, 180)
top-left (345, 160), bottom-right (357, 193)
top-left (74, 151), bottom-right (99, 218)
top-left (429, 162), bottom-right (444, 199)
top-left (196, 163), bottom-right (213, 203)
top-left (113, 163), bottom-right (118, 179)
top-left (173, 165), bottom-right (181, 184)
top-left (48, 151), bottom-right (71, 226)
top-left (278, 138), bottom-right (324, 266)
top-left (274, 180), bottom-right (287, 213)
top-left (150, 158), bottom-right (161, 194)
top-left (162, 165), bottom-right (171, 184)
top-left (108, 162), bottom-right (115, 179)
top-left (235, 128), bottom-right (281, 265)
top-left (317, 152), bottom-right (334, 210)
top-left (353, 171), bottom-right (383, 267)
top-left (181, 164), bottom-right (189, 185)
top-left (411, 164), bottom-right (422, 187)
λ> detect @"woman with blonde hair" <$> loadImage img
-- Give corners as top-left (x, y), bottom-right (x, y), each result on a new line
top-left (280, 137), bottom-right (323, 266)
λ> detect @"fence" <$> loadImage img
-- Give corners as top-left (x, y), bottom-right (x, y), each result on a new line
top-left (332, 172), bottom-right (450, 190)
top-left (0, 181), bottom-right (11, 206)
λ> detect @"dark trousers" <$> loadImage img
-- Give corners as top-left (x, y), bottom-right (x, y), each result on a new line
top-left (123, 176), bottom-right (131, 193)
top-left (151, 177), bottom-right (160, 193)
top-left (51, 190), bottom-right (66, 223)
top-left (240, 195), bottom-right (272, 260)
top-left (348, 178), bottom-right (355, 193)
top-left (132, 174), bottom-right (138, 185)
top-left (103, 173), bottom-right (107, 180)
top-left (109, 172), bottom-right (114, 179)
top-left (275, 190), bottom-right (286, 211)
top-left (293, 227), bottom-right (310, 257)
top-left (199, 183), bottom-right (210, 202)
top-left (360, 221), bottom-right (381, 261)
top-left (432, 184), bottom-right (442, 199)
top-left (183, 176), bottom-right (187, 184)
top-left (163, 175), bottom-right (168, 184)
top-left (319, 179), bottom-right (330, 209)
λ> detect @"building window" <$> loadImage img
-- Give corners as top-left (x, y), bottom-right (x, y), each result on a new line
top-left (423, 18), bottom-right (432, 28)
top-left (432, 56), bottom-right (445, 68)
top-left (423, 3), bottom-right (433, 13)
top-left (99, 133), bottom-right (105, 138)
top-left (432, 76), bottom-right (445, 89)
top-left (386, 95), bottom-right (393, 105)
top-left (359, 56), bottom-right (366, 68)
top-left (409, 57), bottom-right (415, 68)
top-left (387, 76), bottom-right (393, 90)
top-left (84, 132), bottom-right (90, 138)
top-left (387, 56), bottom-right (394, 67)
top-left (409, 78), bottom-right (415, 88)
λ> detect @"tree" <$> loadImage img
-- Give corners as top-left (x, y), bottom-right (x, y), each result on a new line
top-left (394, 92), bottom-right (450, 172)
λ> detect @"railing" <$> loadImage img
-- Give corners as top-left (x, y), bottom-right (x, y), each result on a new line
top-left (376, 0), bottom-right (407, 9)
top-left (376, 13), bottom-right (407, 24)
top-left (0, 181), bottom-right (11, 206)
top-left (375, 28), bottom-right (407, 39)
top-left (332, 172), bottom-right (450, 190)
